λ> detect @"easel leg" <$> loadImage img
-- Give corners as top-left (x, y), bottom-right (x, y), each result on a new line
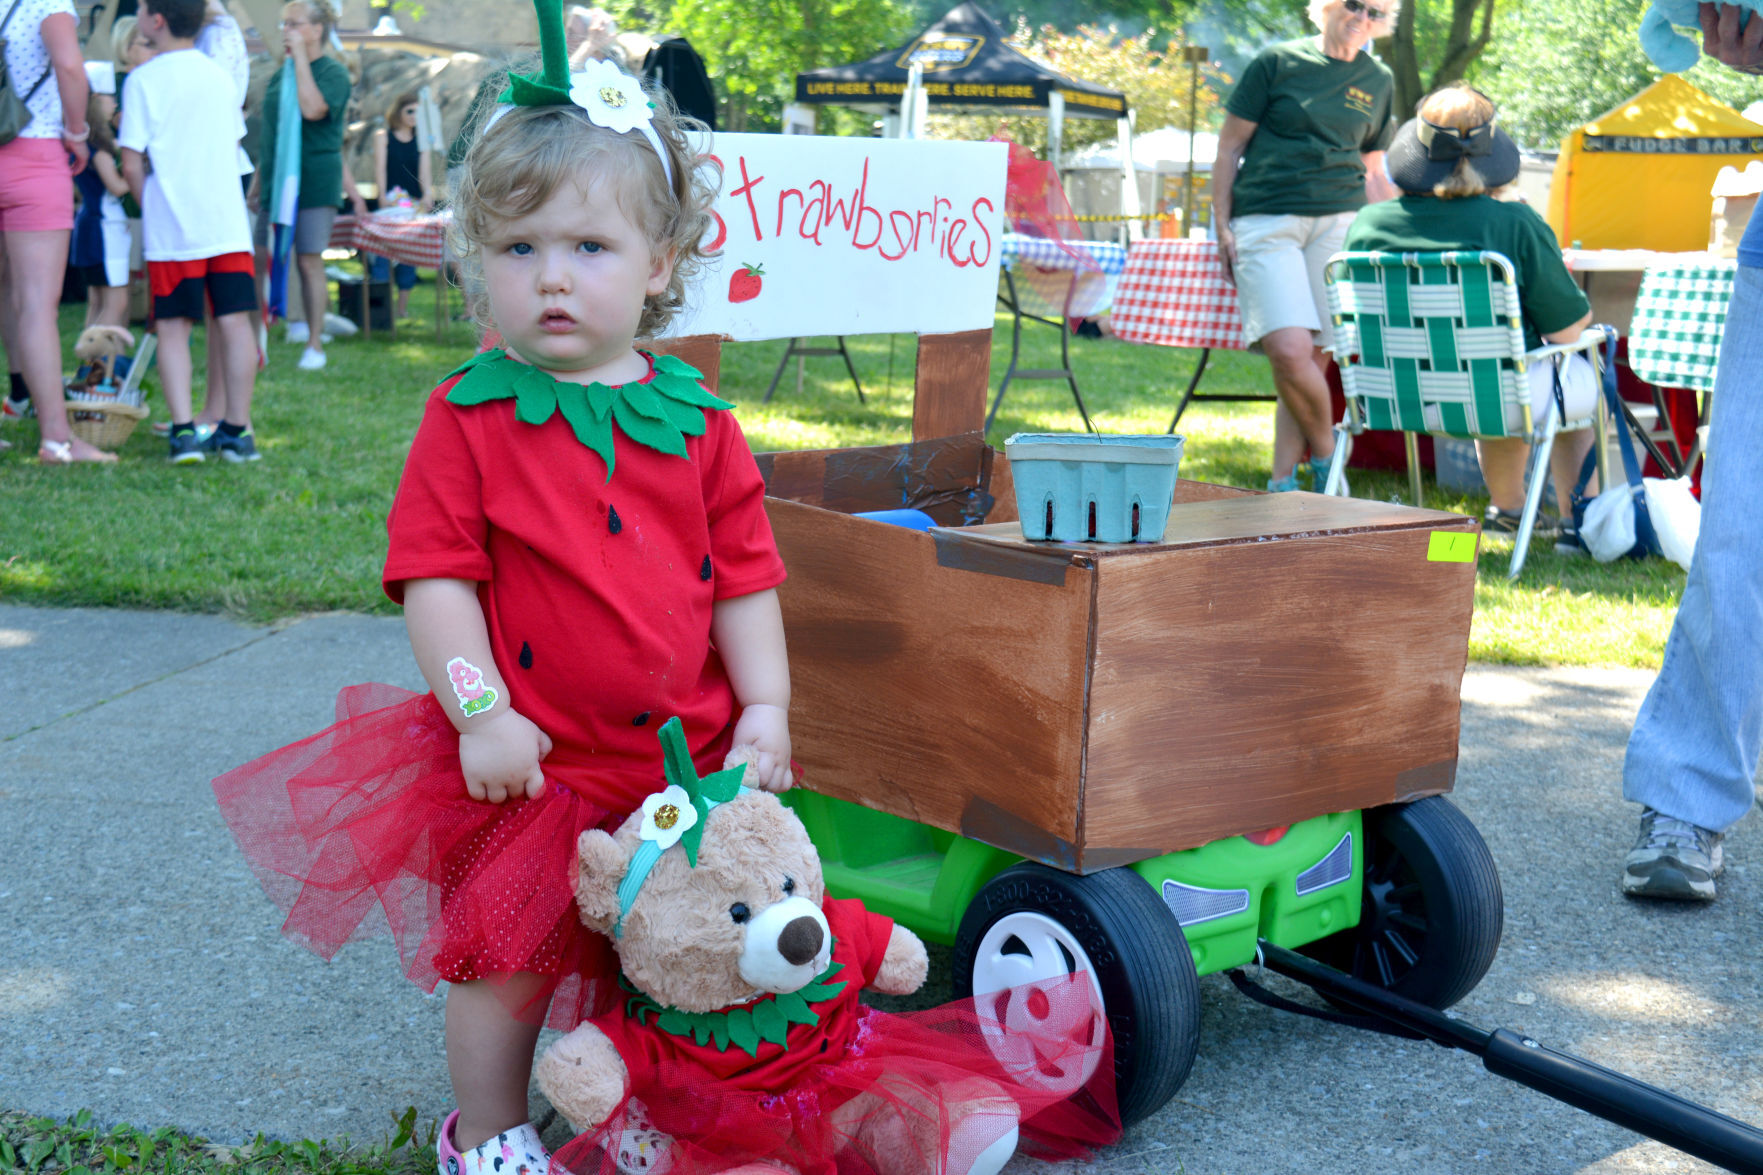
top-left (1167, 349), bottom-right (1211, 434)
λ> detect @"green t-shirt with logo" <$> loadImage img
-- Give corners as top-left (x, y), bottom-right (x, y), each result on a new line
top-left (261, 55), bottom-right (353, 210)
top-left (1226, 38), bottom-right (1396, 217)
top-left (1343, 195), bottom-right (1590, 351)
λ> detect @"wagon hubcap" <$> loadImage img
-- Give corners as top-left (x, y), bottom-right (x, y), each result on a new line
top-left (969, 912), bottom-right (1107, 1095)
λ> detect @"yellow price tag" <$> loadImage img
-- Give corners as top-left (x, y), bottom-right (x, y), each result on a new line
top-left (1427, 531), bottom-right (1478, 563)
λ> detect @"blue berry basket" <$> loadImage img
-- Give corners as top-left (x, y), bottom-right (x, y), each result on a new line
top-left (1005, 433), bottom-right (1185, 543)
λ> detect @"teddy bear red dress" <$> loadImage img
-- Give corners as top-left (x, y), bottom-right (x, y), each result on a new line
top-left (212, 352), bottom-right (787, 1030)
top-left (552, 898), bottom-right (1120, 1175)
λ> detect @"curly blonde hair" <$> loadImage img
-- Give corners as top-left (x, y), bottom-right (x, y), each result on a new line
top-left (449, 78), bottom-right (716, 340)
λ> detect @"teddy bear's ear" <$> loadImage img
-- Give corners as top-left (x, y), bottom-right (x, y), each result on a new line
top-left (574, 828), bottom-right (630, 934)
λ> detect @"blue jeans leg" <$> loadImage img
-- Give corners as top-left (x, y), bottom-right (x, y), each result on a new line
top-left (1623, 263), bottom-right (1763, 832)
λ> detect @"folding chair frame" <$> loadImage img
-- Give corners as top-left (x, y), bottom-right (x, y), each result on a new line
top-left (1319, 250), bottom-right (1612, 580)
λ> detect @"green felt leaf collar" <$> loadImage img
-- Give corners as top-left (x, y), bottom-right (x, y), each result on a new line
top-left (443, 350), bottom-right (733, 480)
top-left (622, 955), bottom-right (849, 1058)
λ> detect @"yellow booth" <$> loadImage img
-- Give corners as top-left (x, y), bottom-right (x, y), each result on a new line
top-left (1547, 74), bottom-right (1763, 251)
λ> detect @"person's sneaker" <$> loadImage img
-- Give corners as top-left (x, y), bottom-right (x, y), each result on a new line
top-left (1307, 455), bottom-right (1346, 496)
top-left (1266, 472), bottom-right (1301, 492)
top-left (285, 321), bottom-right (310, 344)
top-left (167, 430), bottom-right (206, 464)
top-left (323, 311), bottom-right (358, 338)
top-left (435, 1112), bottom-right (549, 1175)
top-left (1622, 806), bottom-right (1723, 901)
top-left (2, 396), bottom-right (35, 422)
top-left (297, 347), bottom-right (327, 371)
top-left (153, 420), bottom-right (218, 441)
top-left (202, 429), bottom-right (261, 463)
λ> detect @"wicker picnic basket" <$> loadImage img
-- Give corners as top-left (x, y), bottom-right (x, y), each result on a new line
top-left (64, 392), bottom-right (150, 450)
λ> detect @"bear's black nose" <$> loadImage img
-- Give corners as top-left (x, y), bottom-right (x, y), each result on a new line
top-left (777, 915), bottom-right (824, 966)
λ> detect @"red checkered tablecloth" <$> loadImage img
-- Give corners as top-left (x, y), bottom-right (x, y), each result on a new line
top-left (327, 211), bottom-right (450, 269)
top-left (1110, 238), bottom-right (1244, 351)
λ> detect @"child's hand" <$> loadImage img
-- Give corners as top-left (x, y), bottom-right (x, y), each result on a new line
top-left (724, 703), bottom-right (792, 792)
top-left (459, 709), bottom-right (553, 803)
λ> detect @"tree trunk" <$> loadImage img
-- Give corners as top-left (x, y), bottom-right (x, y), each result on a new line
top-left (1379, 0), bottom-right (1498, 119)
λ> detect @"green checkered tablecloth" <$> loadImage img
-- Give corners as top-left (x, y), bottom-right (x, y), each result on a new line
top-left (1628, 260), bottom-right (1737, 393)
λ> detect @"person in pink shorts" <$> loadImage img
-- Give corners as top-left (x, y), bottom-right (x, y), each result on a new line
top-left (0, 0), bottom-right (116, 463)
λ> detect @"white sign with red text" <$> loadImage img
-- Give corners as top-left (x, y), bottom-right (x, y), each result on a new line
top-left (662, 134), bottom-right (1008, 342)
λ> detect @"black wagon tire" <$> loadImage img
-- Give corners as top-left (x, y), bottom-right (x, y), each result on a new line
top-left (951, 863), bottom-right (1201, 1127)
top-left (1303, 795), bottom-right (1504, 1010)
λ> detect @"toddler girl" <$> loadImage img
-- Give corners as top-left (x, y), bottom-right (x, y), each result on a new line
top-left (213, 5), bottom-right (791, 1172)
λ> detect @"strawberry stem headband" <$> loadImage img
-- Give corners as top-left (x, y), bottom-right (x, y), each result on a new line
top-left (613, 717), bottom-right (750, 937)
top-left (486, 0), bottom-right (675, 186)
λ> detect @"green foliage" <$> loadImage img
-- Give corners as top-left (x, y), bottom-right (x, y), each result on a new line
top-left (630, 0), bottom-right (918, 131)
top-left (926, 20), bottom-right (1228, 153)
top-left (0, 1108), bottom-right (440, 1175)
top-left (1470, 0), bottom-right (1763, 147)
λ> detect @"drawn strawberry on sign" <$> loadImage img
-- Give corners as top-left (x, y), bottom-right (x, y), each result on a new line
top-left (728, 263), bottom-right (764, 303)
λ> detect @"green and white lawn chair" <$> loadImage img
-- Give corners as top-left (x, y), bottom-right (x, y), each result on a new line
top-left (1320, 250), bottom-right (1611, 579)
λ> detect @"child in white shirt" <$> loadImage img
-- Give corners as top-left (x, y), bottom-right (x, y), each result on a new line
top-left (118, 0), bottom-right (261, 463)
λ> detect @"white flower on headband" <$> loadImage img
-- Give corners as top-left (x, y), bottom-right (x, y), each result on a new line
top-left (569, 60), bottom-right (652, 136)
top-left (638, 784), bottom-right (698, 851)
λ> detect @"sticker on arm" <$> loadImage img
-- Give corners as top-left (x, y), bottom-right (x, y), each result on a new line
top-left (446, 656), bottom-right (500, 717)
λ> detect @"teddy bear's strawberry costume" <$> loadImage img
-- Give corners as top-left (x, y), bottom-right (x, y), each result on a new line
top-left (212, 346), bottom-right (786, 1030)
top-left (539, 724), bottom-right (1122, 1175)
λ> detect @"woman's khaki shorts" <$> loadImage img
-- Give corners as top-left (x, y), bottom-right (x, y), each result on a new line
top-left (1230, 211), bottom-right (1356, 352)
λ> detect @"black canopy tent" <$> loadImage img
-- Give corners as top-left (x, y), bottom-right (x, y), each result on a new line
top-left (793, 2), bottom-right (1133, 168)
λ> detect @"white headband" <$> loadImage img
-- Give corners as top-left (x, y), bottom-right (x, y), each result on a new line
top-left (482, 59), bottom-right (674, 187)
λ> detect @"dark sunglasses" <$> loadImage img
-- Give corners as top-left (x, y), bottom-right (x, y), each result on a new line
top-left (1342, 0), bottom-right (1389, 21)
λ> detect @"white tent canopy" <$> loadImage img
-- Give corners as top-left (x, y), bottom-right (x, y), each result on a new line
top-left (1066, 128), bottom-right (1219, 171)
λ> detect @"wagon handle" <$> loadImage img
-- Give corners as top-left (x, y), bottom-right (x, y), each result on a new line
top-left (1256, 941), bottom-right (1763, 1175)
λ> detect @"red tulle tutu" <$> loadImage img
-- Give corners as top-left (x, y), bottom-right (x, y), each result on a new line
top-left (552, 975), bottom-right (1119, 1175)
top-left (212, 683), bottom-right (639, 1028)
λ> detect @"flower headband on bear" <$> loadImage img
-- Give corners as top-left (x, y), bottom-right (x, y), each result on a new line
top-left (614, 717), bottom-right (751, 937)
top-left (483, 0), bottom-right (674, 187)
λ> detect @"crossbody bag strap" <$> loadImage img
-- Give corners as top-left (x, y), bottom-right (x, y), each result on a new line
top-left (3, 0), bottom-right (60, 112)
top-left (21, 61), bottom-right (51, 102)
top-left (0, 0), bottom-right (31, 38)
top-left (1598, 328), bottom-right (1660, 552)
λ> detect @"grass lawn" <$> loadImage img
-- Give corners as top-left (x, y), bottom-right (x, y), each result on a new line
top-left (1, 269), bottom-right (1685, 667)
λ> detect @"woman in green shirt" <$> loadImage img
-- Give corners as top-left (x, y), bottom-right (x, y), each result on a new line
top-left (246, 0), bottom-right (364, 371)
top-left (1343, 84), bottom-right (1598, 536)
top-left (1212, 0), bottom-right (1400, 492)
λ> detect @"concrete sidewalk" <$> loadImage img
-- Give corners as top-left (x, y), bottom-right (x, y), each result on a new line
top-left (1, 603), bottom-right (1758, 1174)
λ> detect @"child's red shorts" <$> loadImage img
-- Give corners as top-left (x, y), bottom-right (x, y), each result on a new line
top-left (147, 252), bottom-right (256, 321)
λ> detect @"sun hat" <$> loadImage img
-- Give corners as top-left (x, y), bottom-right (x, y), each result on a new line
top-left (1385, 92), bottom-right (1520, 194)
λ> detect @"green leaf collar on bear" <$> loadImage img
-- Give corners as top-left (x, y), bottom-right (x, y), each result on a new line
top-left (442, 349), bottom-right (733, 480)
top-left (621, 955), bottom-right (848, 1058)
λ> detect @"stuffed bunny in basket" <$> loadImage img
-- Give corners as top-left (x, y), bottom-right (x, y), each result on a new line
top-left (71, 325), bottom-right (135, 395)
top-left (535, 719), bottom-right (1117, 1175)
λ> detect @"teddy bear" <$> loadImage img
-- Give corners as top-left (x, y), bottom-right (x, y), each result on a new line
top-left (1641, 0), bottom-right (1757, 72)
top-left (532, 717), bottom-right (1071, 1175)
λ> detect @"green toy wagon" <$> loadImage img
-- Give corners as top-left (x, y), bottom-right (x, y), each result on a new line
top-left (747, 426), bottom-right (1500, 1127)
